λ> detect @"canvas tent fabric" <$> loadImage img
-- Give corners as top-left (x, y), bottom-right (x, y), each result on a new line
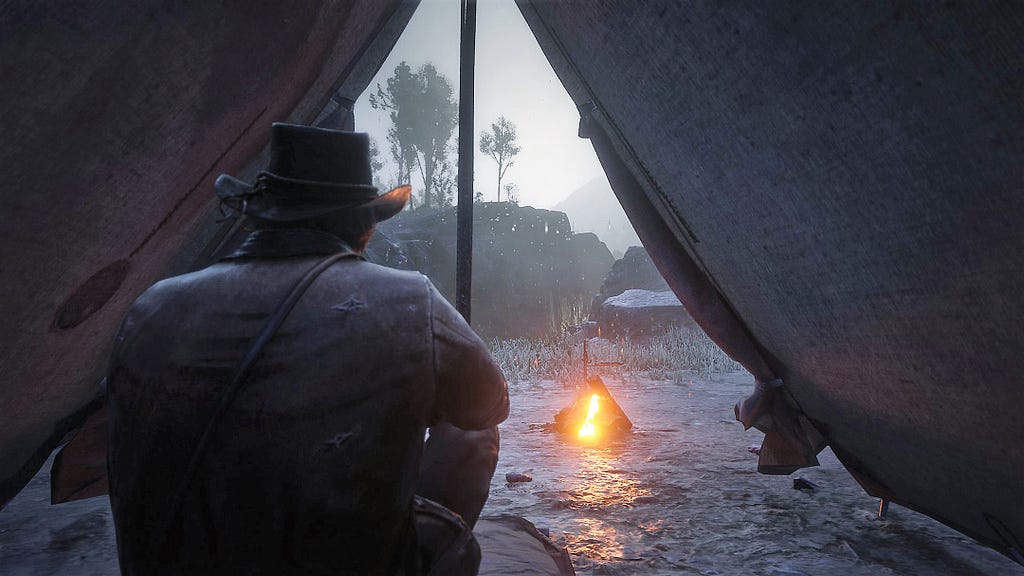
top-left (516, 0), bottom-right (1024, 560)
top-left (0, 0), bottom-right (1022, 566)
top-left (0, 0), bottom-right (419, 506)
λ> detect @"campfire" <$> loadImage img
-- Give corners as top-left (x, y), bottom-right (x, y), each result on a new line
top-left (548, 339), bottom-right (632, 442)
top-left (553, 375), bottom-right (632, 441)
top-left (577, 394), bottom-right (601, 438)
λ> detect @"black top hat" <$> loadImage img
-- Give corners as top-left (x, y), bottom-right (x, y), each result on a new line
top-left (215, 123), bottom-right (410, 223)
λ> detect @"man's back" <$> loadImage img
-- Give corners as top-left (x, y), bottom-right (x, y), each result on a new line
top-left (107, 255), bottom-right (508, 575)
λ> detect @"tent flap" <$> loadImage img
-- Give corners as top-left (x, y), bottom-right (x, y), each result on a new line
top-left (518, 0), bottom-right (1024, 560)
top-left (0, 0), bottom-right (419, 508)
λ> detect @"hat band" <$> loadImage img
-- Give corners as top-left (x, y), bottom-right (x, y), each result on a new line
top-left (256, 172), bottom-right (379, 201)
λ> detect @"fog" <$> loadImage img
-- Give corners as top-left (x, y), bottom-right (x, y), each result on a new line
top-left (353, 0), bottom-right (610, 210)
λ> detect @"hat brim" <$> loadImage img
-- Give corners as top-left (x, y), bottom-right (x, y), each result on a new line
top-left (215, 174), bottom-right (410, 224)
top-left (362, 184), bottom-right (412, 222)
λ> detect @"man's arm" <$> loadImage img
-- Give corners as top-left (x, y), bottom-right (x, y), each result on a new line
top-left (428, 281), bottom-right (509, 430)
top-left (417, 423), bottom-right (498, 528)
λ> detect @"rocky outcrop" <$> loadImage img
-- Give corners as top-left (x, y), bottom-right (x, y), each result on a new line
top-left (590, 245), bottom-right (669, 308)
top-left (367, 202), bottom-right (614, 339)
top-left (589, 246), bottom-right (694, 339)
top-left (593, 289), bottom-right (695, 339)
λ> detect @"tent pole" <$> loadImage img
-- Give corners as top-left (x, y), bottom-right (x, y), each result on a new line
top-left (455, 0), bottom-right (477, 323)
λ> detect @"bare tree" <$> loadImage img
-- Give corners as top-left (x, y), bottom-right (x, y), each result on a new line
top-left (479, 116), bottom-right (521, 202)
top-left (503, 182), bottom-right (519, 206)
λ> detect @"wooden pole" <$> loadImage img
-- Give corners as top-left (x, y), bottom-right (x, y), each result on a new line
top-left (455, 0), bottom-right (477, 322)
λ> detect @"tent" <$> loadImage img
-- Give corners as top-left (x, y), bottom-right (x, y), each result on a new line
top-left (1, 0), bottom-right (1021, 564)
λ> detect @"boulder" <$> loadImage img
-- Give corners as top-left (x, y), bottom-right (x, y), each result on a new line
top-left (594, 288), bottom-right (695, 339)
top-left (595, 245), bottom-right (670, 301)
top-left (589, 246), bottom-right (694, 339)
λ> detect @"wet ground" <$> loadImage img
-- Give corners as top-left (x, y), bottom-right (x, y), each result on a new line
top-left (1, 371), bottom-right (1022, 575)
top-left (484, 371), bottom-right (1024, 576)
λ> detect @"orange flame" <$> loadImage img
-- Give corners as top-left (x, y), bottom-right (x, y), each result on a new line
top-left (578, 394), bottom-right (601, 438)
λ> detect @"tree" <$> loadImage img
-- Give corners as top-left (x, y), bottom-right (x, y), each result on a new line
top-left (369, 62), bottom-right (417, 186)
top-left (368, 137), bottom-right (385, 188)
top-left (369, 62), bottom-right (458, 210)
top-left (503, 182), bottom-right (519, 206)
top-left (479, 116), bottom-right (521, 201)
top-left (430, 143), bottom-right (457, 209)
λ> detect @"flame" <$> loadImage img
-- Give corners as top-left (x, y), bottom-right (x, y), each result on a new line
top-left (578, 394), bottom-right (601, 438)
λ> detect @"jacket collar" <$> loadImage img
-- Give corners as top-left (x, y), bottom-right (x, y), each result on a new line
top-left (221, 228), bottom-right (360, 260)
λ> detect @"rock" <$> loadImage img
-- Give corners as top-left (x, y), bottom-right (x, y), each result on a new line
top-left (505, 472), bottom-right (533, 484)
top-left (604, 288), bottom-right (681, 308)
top-left (595, 245), bottom-right (670, 299)
top-left (594, 288), bottom-right (695, 339)
top-left (367, 202), bottom-right (614, 339)
top-left (792, 477), bottom-right (818, 491)
top-left (589, 246), bottom-right (694, 339)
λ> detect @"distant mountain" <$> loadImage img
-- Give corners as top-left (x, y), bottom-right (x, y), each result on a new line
top-left (554, 177), bottom-right (641, 257)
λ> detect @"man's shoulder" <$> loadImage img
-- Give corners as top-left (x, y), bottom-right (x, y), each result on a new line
top-left (320, 259), bottom-right (429, 295)
top-left (131, 264), bottom-right (228, 307)
top-left (118, 265), bottom-right (229, 332)
top-left (127, 258), bottom-right (434, 322)
top-left (343, 259), bottom-right (428, 284)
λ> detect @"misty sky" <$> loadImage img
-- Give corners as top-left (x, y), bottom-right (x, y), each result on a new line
top-left (353, 0), bottom-right (610, 209)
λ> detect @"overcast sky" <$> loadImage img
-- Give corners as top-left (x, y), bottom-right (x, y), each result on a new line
top-left (353, 0), bottom-right (609, 209)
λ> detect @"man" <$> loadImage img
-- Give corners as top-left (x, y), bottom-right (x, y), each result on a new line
top-left (106, 123), bottom-right (509, 575)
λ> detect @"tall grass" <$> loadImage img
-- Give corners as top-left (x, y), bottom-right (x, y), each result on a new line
top-left (489, 326), bottom-right (743, 384)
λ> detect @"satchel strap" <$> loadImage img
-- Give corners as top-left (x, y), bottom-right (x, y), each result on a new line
top-left (148, 249), bottom-right (356, 563)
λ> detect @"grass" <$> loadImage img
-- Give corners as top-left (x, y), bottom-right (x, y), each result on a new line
top-left (489, 326), bottom-right (743, 384)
